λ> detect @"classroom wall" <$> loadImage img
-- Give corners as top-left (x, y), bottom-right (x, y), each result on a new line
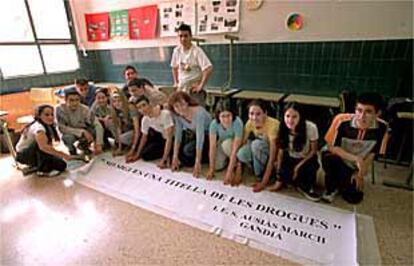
top-left (1, 0), bottom-right (413, 98)
top-left (90, 39), bottom-right (413, 97)
top-left (70, 0), bottom-right (413, 49)
top-left (71, 0), bottom-right (413, 98)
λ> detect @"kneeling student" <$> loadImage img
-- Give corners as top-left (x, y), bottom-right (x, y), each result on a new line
top-left (235, 100), bottom-right (279, 192)
top-left (56, 89), bottom-right (104, 156)
top-left (16, 105), bottom-right (73, 177)
top-left (131, 95), bottom-right (174, 168)
top-left (207, 99), bottom-right (243, 184)
top-left (270, 102), bottom-right (320, 202)
top-left (321, 92), bottom-right (388, 204)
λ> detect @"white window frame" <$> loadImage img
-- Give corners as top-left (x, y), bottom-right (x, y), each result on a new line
top-left (0, 0), bottom-right (79, 79)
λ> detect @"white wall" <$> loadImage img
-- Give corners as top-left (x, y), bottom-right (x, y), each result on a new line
top-left (70, 0), bottom-right (413, 51)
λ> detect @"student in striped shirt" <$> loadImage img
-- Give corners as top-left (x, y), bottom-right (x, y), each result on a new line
top-left (321, 92), bottom-right (388, 204)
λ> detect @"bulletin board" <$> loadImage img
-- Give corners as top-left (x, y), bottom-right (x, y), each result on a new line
top-left (128, 5), bottom-right (158, 40)
top-left (85, 12), bottom-right (110, 42)
top-left (197, 0), bottom-right (240, 35)
top-left (159, 1), bottom-right (196, 37)
top-left (110, 10), bottom-right (129, 40)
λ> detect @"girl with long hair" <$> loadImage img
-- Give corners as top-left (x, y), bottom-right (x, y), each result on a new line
top-left (270, 102), bottom-right (320, 201)
top-left (90, 87), bottom-right (112, 149)
top-left (109, 89), bottom-right (140, 161)
top-left (15, 104), bottom-right (72, 177)
top-left (235, 99), bottom-right (279, 192)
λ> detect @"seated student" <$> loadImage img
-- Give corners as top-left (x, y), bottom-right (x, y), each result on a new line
top-left (109, 90), bottom-right (140, 162)
top-left (89, 87), bottom-right (113, 149)
top-left (321, 92), bottom-right (388, 204)
top-left (235, 99), bottom-right (279, 192)
top-left (127, 78), bottom-right (168, 107)
top-left (168, 91), bottom-right (212, 177)
top-left (16, 104), bottom-right (72, 177)
top-left (269, 102), bottom-right (320, 202)
top-left (129, 95), bottom-right (174, 168)
top-left (65, 78), bottom-right (97, 107)
top-left (207, 99), bottom-right (243, 184)
top-left (56, 89), bottom-right (103, 155)
top-left (122, 65), bottom-right (154, 98)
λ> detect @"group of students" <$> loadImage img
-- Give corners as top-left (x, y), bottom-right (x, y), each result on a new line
top-left (14, 23), bottom-right (388, 205)
top-left (15, 74), bottom-right (388, 205)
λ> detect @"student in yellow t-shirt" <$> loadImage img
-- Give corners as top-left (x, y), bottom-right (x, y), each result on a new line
top-left (234, 99), bottom-right (280, 192)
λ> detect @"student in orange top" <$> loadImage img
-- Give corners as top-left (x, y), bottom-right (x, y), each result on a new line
top-left (321, 92), bottom-right (388, 204)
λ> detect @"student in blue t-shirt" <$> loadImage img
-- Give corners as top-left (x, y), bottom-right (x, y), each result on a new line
top-left (207, 99), bottom-right (243, 185)
top-left (168, 91), bottom-right (212, 178)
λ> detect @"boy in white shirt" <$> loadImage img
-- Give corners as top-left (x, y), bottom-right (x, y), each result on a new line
top-left (129, 95), bottom-right (174, 169)
top-left (170, 23), bottom-right (213, 106)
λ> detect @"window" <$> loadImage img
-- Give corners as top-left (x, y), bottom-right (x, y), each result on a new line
top-left (0, 0), bottom-right (79, 79)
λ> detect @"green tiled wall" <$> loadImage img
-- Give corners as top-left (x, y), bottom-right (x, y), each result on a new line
top-left (93, 39), bottom-right (412, 98)
top-left (1, 39), bottom-right (412, 99)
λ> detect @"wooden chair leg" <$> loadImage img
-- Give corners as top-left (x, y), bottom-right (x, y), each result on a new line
top-left (371, 162), bottom-right (375, 184)
top-left (0, 119), bottom-right (16, 159)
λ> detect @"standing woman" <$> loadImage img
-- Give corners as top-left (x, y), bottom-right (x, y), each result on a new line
top-left (15, 105), bottom-right (72, 177)
top-left (169, 91), bottom-right (211, 177)
top-left (269, 102), bottom-right (320, 201)
top-left (235, 100), bottom-right (280, 192)
top-left (207, 99), bottom-right (243, 184)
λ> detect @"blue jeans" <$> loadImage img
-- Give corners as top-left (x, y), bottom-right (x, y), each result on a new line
top-left (237, 139), bottom-right (269, 178)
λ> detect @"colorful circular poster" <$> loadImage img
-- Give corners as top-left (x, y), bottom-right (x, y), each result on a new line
top-left (287, 13), bottom-right (304, 31)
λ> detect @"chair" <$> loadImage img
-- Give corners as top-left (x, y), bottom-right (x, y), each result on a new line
top-left (0, 114), bottom-right (16, 159)
top-left (30, 87), bottom-right (59, 107)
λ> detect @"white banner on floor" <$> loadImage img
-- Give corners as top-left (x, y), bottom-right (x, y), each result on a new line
top-left (71, 154), bottom-right (357, 265)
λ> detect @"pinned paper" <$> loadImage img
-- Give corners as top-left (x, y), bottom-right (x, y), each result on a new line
top-left (85, 12), bottom-right (110, 42)
top-left (128, 5), bottom-right (158, 40)
top-left (110, 10), bottom-right (129, 39)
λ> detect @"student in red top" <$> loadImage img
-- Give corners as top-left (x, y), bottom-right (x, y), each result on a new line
top-left (321, 92), bottom-right (389, 204)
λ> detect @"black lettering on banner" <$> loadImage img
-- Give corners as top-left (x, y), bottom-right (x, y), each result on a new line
top-left (213, 205), bottom-right (238, 218)
top-left (214, 205), bottom-right (327, 245)
top-left (229, 196), bottom-right (253, 208)
top-left (209, 191), bottom-right (228, 201)
top-left (239, 221), bottom-right (282, 241)
top-left (255, 204), bottom-right (331, 231)
top-left (101, 158), bottom-right (335, 242)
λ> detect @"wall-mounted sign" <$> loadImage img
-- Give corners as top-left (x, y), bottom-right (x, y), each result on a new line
top-left (128, 5), bottom-right (158, 40)
top-left (159, 1), bottom-right (195, 37)
top-left (85, 12), bottom-right (110, 42)
top-left (197, 0), bottom-right (240, 35)
top-left (286, 13), bottom-right (304, 31)
top-left (110, 10), bottom-right (129, 40)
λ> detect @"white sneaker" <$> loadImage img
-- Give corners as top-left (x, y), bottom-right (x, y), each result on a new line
top-left (297, 187), bottom-right (321, 202)
top-left (36, 170), bottom-right (62, 177)
top-left (321, 190), bottom-right (338, 203)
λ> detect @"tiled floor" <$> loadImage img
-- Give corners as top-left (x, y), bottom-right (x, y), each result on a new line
top-left (0, 154), bottom-right (412, 265)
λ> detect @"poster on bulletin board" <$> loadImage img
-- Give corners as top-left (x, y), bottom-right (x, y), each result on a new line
top-left (128, 5), bottom-right (158, 40)
top-left (159, 0), bottom-right (196, 37)
top-left (197, 0), bottom-right (240, 35)
top-left (110, 10), bottom-right (129, 39)
top-left (85, 12), bottom-right (110, 42)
